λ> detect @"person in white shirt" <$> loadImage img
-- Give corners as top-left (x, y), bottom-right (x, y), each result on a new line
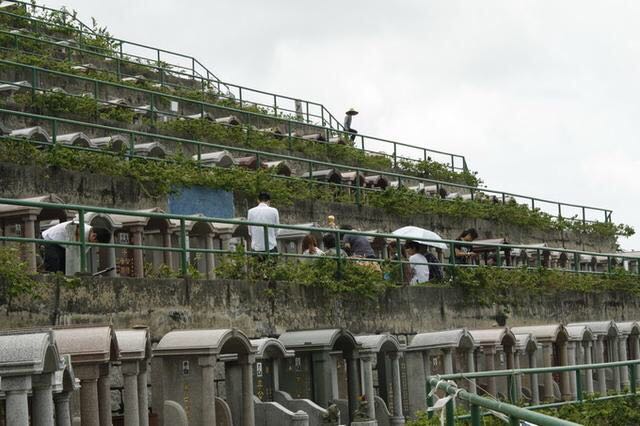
top-left (42, 221), bottom-right (110, 273)
top-left (247, 192), bottom-right (280, 256)
top-left (405, 241), bottom-right (430, 285)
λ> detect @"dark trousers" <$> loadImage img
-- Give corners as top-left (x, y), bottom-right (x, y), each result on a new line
top-left (347, 127), bottom-right (358, 142)
top-left (256, 247), bottom-right (278, 262)
top-left (44, 243), bottom-right (65, 273)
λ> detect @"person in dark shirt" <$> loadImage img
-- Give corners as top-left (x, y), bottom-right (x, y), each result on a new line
top-left (340, 225), bottom-right (376, 258)
top-left (454, 228), bottom-right (478, 264)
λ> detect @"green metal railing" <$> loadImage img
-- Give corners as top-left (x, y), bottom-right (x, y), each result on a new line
top-left (0, 1), bottom-right (348, 131)
top-left (0, 107), bottom-right (614, 224)
top-left (0, 30), bottom-right (471, 171)
top-left (0, 197), bottom-right (634, 279)
top-left (428, 359), bottom-right (640, 425)
top-left (427, 377), bottom-right (581, 426)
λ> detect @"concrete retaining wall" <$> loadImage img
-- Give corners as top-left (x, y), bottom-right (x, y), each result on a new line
top-left (2, 276), bottom-right (638, 340)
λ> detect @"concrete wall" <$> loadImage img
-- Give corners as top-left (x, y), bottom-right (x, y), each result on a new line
top-left (2, 276), bottom-right (638, 339)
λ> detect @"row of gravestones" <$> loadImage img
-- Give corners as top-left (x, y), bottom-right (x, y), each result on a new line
top-left (2, 321), bottom-right (638, 426)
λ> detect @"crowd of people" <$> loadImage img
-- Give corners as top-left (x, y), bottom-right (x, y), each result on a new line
top-left (247, 192), bottom-right (481, 285)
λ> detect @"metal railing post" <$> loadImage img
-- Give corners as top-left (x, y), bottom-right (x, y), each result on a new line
top-left (631, 364), bottom-right (637, 395)
top-left (78, 209), bottom-right (87, 273)
top-left (263, 225), bottom-right (270, 259)
top-left (576, 368), bottom-right (583, 402)
top-left (396, 237), bottom-right (404, 284)
top-left (445, 397), bottom-right (454, 426)
top-left (470, 404), bottom-right (481, 426)
top-left (180, 219), bottom-right (188, 276)
top-left (335, 230), bottom-right (342, 280)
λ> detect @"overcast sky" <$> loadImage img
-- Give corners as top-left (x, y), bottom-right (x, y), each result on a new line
top-left (42, 0), bottom-right (640, 250)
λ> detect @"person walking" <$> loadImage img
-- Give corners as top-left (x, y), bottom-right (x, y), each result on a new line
top-left (454, 228), bottom-right (479, 264)
top-left (343, 108), bottom-right (359, 142)
top-left (247, 192), bottom-right (280, 256)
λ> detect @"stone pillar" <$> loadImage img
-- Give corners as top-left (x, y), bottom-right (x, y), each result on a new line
top-left (98, 364), bottom-right (113, 426)
top-left (634, 336), bottom-right (640, 385)
top-left (3, 376), bottom-right (31, 426)
top-left (130, 226), bottom-right (144, 278)
top-left (443, 348), bottom-right (454, 375)
top-left (361, 354), bottom-right (376, 421)
top-left (567, 342), bottom-right (577, 399)
top-left (54, 392), bottom-right (72, 426)
top-left (484, 346), bottom-right (497, 396)
top-left (347, 355), bottom-right (361, 422)
top-left (205, 232), bottom-right (215, 279)
top-left (80, 378), bottom-right (100, 426)
top-left (541, 343), bottom-right (554, 401)
top-left (137, 360), bottom-right (149, 426)
top-left (610, 337), bottom-right (621, 392)
top-left (528, 351), bottom-right (540, 405)
top-left (106, 235), bottom-right (117, 277)
top-left (559, 341), bottom-right (571, 401)
top-left (22, 213), bottom-right (37, 272)
top-left (240, 354), bottom-right (256, 426)
top-left (466, 349), bottom-right (476, 394)
top-left (584, 341), bottom-right (594, 394)
top-left (162, 230), bottom-right (173, 268)
top-left (122, 362), bottom-right (140, 426)
top-left (199, 355), bottom-right (217, 426)
top-left (390, 352), bottom-right (404, 418)
top-left (619, 337), bottom-right (629, 388)
top-left (595, 338), bottom-right (607, 395)
top-left (32, 373), bottom-right (55, 426)
top-left (514, 352), bottom-right (522, 401)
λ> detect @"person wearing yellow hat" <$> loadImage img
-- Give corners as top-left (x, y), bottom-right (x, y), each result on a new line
top-left (343, 107), bottom-right (359, 142)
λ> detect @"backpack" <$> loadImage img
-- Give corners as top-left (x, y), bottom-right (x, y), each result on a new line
top-left (425, 252), bottom-right (443, 281)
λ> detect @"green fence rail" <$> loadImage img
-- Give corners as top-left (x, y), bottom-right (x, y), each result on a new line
top-left (0, 107), bottom-right (614, 223)
top-left (428, 359), bottom-right (640, 425)
top-left (0, 197), bottom-right (633, 280)
top-left (427, 377), bottom-right (581, 426)
top-left (0, 29), bottom-right (471, 171)
top-left (0, 1), bottom-right (348, 131)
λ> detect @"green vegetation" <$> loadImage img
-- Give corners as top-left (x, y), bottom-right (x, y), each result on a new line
top-left (449, 266), bottom-right (640, 307)
top-left (407, 396), bottom-right (640, 425)
top-left (0, 246), bottom-right (39, 304)
top-left (0, 140), bottom-right (631, 240)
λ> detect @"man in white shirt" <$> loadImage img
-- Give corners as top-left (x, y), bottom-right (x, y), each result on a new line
top-left (42, 221), bottom-right (110, 273)
top-left (247, 192), bottom-right (280, 256)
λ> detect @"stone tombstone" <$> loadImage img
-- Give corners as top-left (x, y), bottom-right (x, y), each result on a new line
top-left (54, 325), bottom-right (120, 426)
top-left (617, 321), bottom-right (640, 388)
top-left (512, 324), bottom-right (570, 403)
top-left (567, 321), bottom-right (620, 397)
top-left (0, 194), bottom-right (73, 273)
top-left (468, 328), bottom-right (517, 399)
top-left (0, 329), bottom-right (63, 426)
top-left (115, 328), bottom-right (152, 426)
top-left (403, 328), bottom-right (477, 419)
top-left (250, 338), bottom-right (294, 402)
top-left (53, 354), bottom-right (81, 426)
top-left (279, 353), bottom-right (313, 400)
top-left (565, 325), bottom-right (595, 399)
top-left (513, 333), bottom-right (540, 404)
top-left (355, 334), bottom-right (406, 425)
top-left (152, 328), bottom-right (256, 426)
top-left (278, 329), bottom-right (362, 424)
top-left (110, 208), bottom-right (174, 278)
top-left (85, 212), bottom-right (122, 277)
